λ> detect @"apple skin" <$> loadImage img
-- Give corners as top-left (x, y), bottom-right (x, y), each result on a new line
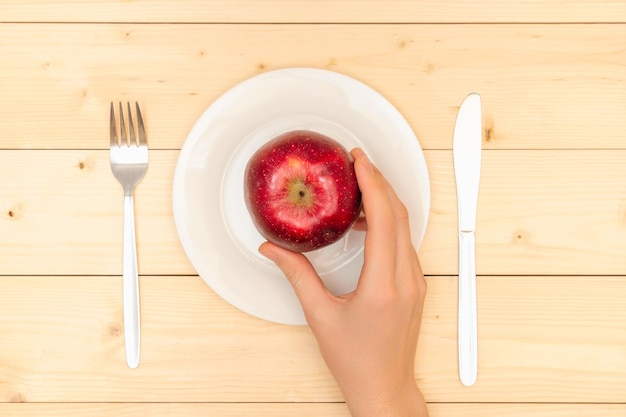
top-left (244, 130), bottom-right (362, 253)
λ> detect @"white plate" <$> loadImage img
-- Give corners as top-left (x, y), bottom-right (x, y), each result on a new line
top-left (173, 68), bottom-right (430, 325)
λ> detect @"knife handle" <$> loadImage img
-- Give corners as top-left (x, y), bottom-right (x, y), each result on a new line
top-left (458, 231), bottom-right (477, 386)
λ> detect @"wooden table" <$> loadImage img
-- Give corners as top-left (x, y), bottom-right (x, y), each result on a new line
top-left (1, 1), bottom-right (625, 416)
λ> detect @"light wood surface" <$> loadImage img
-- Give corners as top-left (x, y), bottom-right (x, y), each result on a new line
top-left (1, 0), bottom-right (626, 23)
top-left (2, 150), bottom-right (625, 276)
top-left (1, 24), bottom-right (625, 150)
top-left (1, 403), bottom-right (626, 417)
top-left (1, 1), bottom-right (625, 416)
top-left (1, 275), bottom-right (625, 403)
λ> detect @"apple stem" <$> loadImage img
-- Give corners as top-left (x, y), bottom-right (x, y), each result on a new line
top-left (287, 178), bottom-right (314, 208)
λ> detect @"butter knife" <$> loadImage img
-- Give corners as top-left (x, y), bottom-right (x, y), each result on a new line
top-left (453, 93), bottom-right (482, 386)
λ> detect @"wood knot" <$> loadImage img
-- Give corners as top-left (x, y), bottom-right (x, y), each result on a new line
top-left (4, 203), bottom-right (24, 220)
top-left (11, 392), bottom-right (27, 403)
top-left (108, 325), bottom-right (121, 337)
top-left (77, 155), bottom-right (96, 172)
top-left (484, 117), bottom-right (495, 143)
top-left (514, 230), bottom-right (527, 243)
top-left (397, 38), bottom-right (414, 49)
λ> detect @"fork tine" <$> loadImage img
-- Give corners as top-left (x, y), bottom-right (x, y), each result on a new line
top-left (135, 102), bottom-right (147, 147)
top-left (119, 102), bottom-right (128, 146)
top-left (127, 102), bottom-right (137, 146)
top-left (110, 102), bottom-right (118, 147)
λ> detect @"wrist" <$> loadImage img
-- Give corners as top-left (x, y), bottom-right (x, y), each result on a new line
top-left (344, 381), bottom-right (428, 417)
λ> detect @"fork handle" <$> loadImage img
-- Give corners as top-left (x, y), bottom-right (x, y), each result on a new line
top-left (123, 194), bottom-right (141, 369)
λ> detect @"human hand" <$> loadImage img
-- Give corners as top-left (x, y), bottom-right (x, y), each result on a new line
top-left (259, 148), bottom-right (428, 417)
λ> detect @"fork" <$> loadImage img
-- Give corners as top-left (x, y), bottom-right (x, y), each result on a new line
top-left (110, 102), bottom-right (148, 369)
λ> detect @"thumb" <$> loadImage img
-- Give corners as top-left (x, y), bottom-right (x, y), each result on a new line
top-left (259, 242), bottom-right (332, 315)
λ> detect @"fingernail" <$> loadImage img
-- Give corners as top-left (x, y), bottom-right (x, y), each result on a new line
top-left (357, 154), bottom-right (372, 173)
top-left (259, 247), bottom-right (278, 263)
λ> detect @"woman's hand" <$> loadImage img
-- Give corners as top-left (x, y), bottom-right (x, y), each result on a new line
top-left (259, 148), bottom-right (428, 417)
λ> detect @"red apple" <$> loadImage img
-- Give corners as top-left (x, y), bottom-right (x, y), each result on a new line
top-left (244, 130), bottom-right (362, 252)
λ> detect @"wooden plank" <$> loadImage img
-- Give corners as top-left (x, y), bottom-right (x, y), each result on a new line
top-left (0, 150), bottom-right (193, 276)
top-left (1, 150), bottom-right (625, 276)
top-left (0, 403), bottom-right (626, 417)
top-left (423, 149), bottom-right (626, 275)
top-left (0, 275), bottom-right (624, 403)
top-left (0, 403), bottom-right (351, 417)
top-left (0, 24), bottom-right (624, 150)
top-left (1, 1), bottom-right (625, 23)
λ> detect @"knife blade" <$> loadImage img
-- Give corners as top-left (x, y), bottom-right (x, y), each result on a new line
top-left (453, 93), bottom-right (482, 386)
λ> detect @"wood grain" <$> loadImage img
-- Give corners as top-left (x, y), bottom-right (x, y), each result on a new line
top-left (424, 149), bottom-right (626, 275)
top-left (1, 150), bottom-right (625, 276)
top-left (0, 24), bottom-right (624, 150)
top-left (1, 1), bottom-right (625, 23)
top-left (1, 2), bottom-right (624, 414)
top-left (0, 403), bottom-right (625, 417)
top-left (0, 275), bottom-right (624, 403)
